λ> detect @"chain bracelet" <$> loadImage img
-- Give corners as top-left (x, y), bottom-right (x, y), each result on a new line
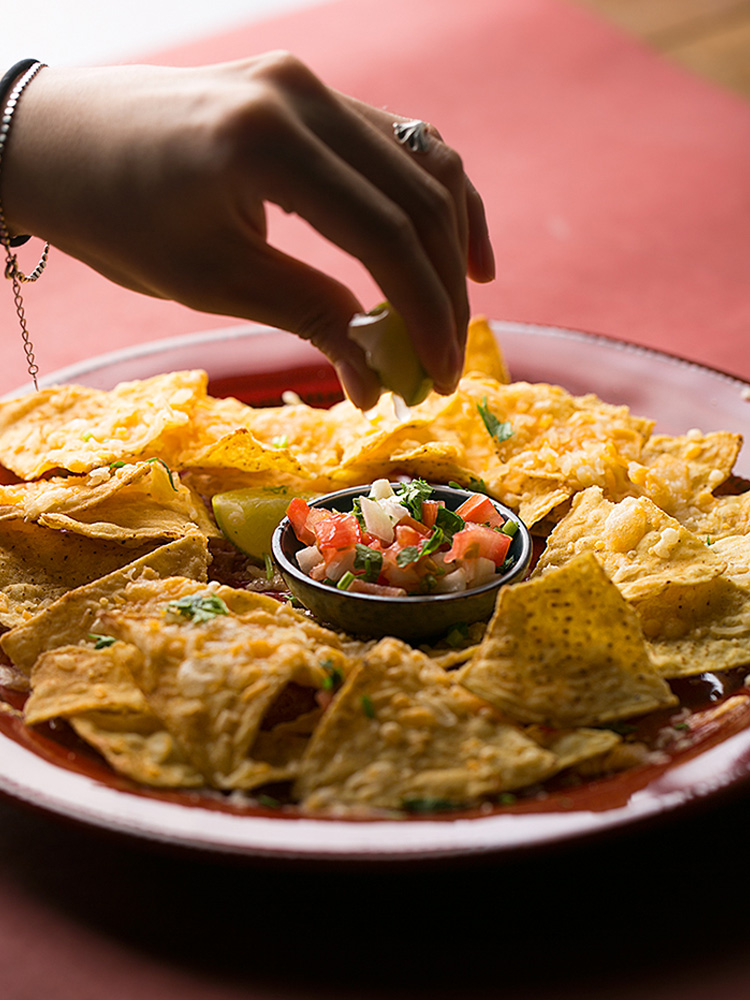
top-left (0, 60), bottom-right (48, 390)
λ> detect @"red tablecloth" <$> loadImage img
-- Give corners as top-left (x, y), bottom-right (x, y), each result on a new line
top-left (1, 3), bottom-right (750, 999)
top-left (1, 0), bottom-right (748, 394)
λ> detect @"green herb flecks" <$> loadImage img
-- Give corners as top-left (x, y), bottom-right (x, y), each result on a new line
top-left (264, 552), bottom-right (275, 580)
top-left (477, 397), bottom-right (513, 444)
top-left (321, 658), bottom-right (344, 692)
top-left (145, 456), bottom-right (178, 491)
top-left (402, 797), bottom-right (460, 814)
top-left (354, 543), bottom-right (383, 582)
top-left (396, 545), bottom-right (421, 568)
top-left (394, 478), bottom-right (434, 519)
top-left (445, 623), bottom-right (469, 647)
top-left (271, 435), bottom-right (289, 449)
top-left (89, 633), bottom-right (117, 650)
top-left (361, 694), bottom-right (376, 719)
top-left (435, 505), bottom-right (464, 539)
top-left (166, 592), bottom-right (229, 624)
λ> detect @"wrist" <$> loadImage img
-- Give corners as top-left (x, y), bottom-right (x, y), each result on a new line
top-left (0, 60), bottom-right (47, 246)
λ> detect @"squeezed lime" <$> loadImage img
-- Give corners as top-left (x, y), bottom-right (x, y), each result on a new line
top-left (212, 487), bottom-right (299, 561)
top-left (348, 303), bottom-right (433, 406)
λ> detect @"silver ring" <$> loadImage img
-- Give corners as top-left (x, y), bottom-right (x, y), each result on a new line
top-left (392, 118), bottom-right (430, 153)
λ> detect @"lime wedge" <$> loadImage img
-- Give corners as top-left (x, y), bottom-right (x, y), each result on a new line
top-left (348, 303), bottom-right (433, 406)
top-left (212, 487), bottom-right (299, 561)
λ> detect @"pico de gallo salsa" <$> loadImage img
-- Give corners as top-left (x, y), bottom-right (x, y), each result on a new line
top-left (285, 479), bottom-right (520, 597)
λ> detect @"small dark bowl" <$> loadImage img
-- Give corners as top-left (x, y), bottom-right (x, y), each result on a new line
top-left (271, 483), bottom-right (532, 643)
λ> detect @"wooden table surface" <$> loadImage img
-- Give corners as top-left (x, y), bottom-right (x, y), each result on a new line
top-left (579, 0), bottom-right (750, 98)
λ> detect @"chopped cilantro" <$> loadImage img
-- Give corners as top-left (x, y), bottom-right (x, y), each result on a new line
top-left (264, 552), bottom-right (275, 580)
top-left (361, 694), bottom-right (376, 718)
top-left (420, 525), bottom-right (445, 558)
top-left (145, 456), bottom-right (178, 491)
top-left (354, 543), bottom-right (383, 582)
top-left (166, 592), bottom-right (229, 623)
top-left (402, 797), bottom-right (458, 813)
top-left (394, 478), bottom-right (433, 519)
top-left (435, 506), bottom-right (464, 538)
top-left (477, 397), bottom-right (513, 444)
top-left (445, 623), bottom-right (469, 647)
top-left (109, 460), bottom-right (127, 470)
top-left (257, 794), bottom-right (282, 809)
top-left (396, 545), bottom-right (421, 567)
top-left (321, 658), bottom-right (344, 692)
top-left (497, 792), bottom-right (517, 806)
top-left (673, 722), bottom-right (690, 732)
top-left (89, 633), bottom-right (117, 650)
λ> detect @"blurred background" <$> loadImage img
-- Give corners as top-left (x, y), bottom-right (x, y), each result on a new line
top-left (3, 0), bottom-right (749, 98)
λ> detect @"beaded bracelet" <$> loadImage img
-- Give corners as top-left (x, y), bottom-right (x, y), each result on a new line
top-left (0, 60), bottom-right (49, 389)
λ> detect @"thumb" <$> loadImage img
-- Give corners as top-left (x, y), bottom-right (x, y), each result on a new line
top-left (218, 241), bottom-right (383, 410)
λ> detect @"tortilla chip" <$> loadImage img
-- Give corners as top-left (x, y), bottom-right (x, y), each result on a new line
top-left (24, 642), bottom-right (204, 788)
top-left (0, 461), bottom-right (217, 544)
top-left (461, 553), bottom-right (677, 727)
top-left (97, 577), bottom-right (359, 789)
top-left (184, 428), bottom-right (312, 481)
top-left (462, 316), bottom-right (510, 383)
top-left (535, 487), bottom-right (727, 600)
top-left (24, 641), bottom-right (149, 724)
top-left (70, 710), bottom-right (206, 788)
top-left (638, 575), bottom-right (750, 676)
top-left (0, 371), bottom-right (208, 478)
top-left (623, 430), bottom-right (742, 522)
top-left (526, 725), bottom-right (622, 772)
top-left (1, 533), bottom-right (210, 674)
top-left (534, 487), bottom-right (750, 676)
top-left (295, 636), bottom-right (560, 812)
top-left (0, 519), bottom-right (160, 629)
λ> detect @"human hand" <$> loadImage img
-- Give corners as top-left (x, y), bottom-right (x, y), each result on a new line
top-left (2, 54), bottom-right (494, 408)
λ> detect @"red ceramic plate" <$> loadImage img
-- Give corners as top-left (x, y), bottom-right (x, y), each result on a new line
top-left (1, 320), bottom-right (749, 862)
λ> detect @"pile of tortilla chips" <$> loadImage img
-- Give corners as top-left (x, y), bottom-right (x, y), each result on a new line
top-left (0, 316), bottom-right (747, 816)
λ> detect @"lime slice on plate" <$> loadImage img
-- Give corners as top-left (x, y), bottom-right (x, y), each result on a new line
top-left (348, 303), bottom-right (433, 406)
top-left (212, 487), bottom-right (299, 561)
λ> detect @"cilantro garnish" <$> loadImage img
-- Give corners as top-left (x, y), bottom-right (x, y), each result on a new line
top-left (361, 694), bottom-right (376, 718)
top-left (321, 658), bottom-right (344, 692)
top-left (435, 506), bottom-right (464, 539)
top-left (445, 623), bottom-right (469, 647)
top-left (402, 797), bottom-right (459, 814)
top-left (145, 456), bottom-right (178, 491)
top-left (354, 543), bottom-right (383, 582)
top-left (89, 633), bottom-right (117, 650)
top-left (394, 478), bottom-right (433, 519)
top-left (264, 552), bottom-right (275, 580)
top-left (396, 545), bottom-right (421, 567)
top-left (477, 397), bottom-right (513, 444)
top-left (166, 593), bottom-right (229, 623)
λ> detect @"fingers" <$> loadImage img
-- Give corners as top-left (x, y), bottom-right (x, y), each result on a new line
top-left (231, 55), bottom-right (478, 390)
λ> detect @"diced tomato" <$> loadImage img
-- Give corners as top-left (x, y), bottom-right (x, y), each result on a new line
top-left (443, 523), bottom-right (511, 567)
top-left (395, 523), bottom-right (426, 549)
top-left (313, 512), bottom-right (361, 554)
top-left (286, 497), bottom-right (315, 544)
top-left (397, 513), bottom-right (432, 536)
top-left (454, 493), bottom-right (505, 528)
top-left (348, 578), bottom-right (407, 597)
top-left (379, 544), bottom-right (424, 590)
top-left (420, 499), bottom-right (443, 529)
